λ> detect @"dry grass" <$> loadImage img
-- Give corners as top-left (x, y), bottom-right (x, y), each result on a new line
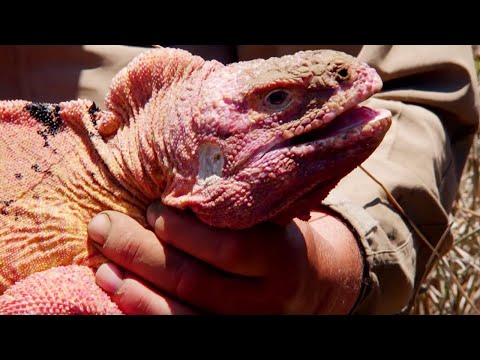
top-left (406, 57), bottom-right (480, 314)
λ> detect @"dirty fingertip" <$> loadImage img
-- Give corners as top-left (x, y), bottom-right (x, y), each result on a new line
top-left (96, 263), bottom-right (124, 294)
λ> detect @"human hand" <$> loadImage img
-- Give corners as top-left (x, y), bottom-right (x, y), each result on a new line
top-left (88, 202), bottom-right (364, 315)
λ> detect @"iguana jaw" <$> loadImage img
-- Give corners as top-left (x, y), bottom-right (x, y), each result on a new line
top-left (237, 105), bottom-right (392, 193)
top-left (267, 106), bottom-right (392, 158)
top-left (183, 108), bottom-right (392, 230)
top-left (266, 107), bottom-right (392, 225)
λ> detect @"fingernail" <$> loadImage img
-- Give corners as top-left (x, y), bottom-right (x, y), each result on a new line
top-left (146, 202), bottom-right (163, 228)
top-left (96, 263), bottom-right (124, 294)
top-left (88, 213), bottom-right (111, 245)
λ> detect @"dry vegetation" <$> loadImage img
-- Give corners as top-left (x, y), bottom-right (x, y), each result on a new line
top-left (407, 55), bottom-right (480, 315)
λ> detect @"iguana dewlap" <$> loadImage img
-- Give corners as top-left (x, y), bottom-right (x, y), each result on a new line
top-left (0, 47), bottom-right (391, 314)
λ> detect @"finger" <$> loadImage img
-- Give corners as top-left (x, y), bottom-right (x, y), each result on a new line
top-left (88, 211), bottom-right (268, 313)
top-left (146, 202), bottom-right (291, 276)
top-left (88, 211), bottom-right (182, 296)
top-left (96, 263), bottom-right (197, 315)
top-left (89, 211), bottom-right (196, 298)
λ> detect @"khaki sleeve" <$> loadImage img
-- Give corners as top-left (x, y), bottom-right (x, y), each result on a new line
top-left (322, 45), bottom-right (480, 314)
top-left (0, 45), bottom-right (148, 106)
top-left (0, 45), bottom-right (240, 107)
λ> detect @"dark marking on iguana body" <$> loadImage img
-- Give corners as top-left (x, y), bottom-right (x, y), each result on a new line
top-left (30, 164), bottom-right (51, 176)
top-left (0, 200), bottom-right (13, 216)
top-left (26, 102), bottom-right (63, 137)
top-left (88, 102), bottom-right (100, 126)
top-left (37, 129), bottom-right (50, 147)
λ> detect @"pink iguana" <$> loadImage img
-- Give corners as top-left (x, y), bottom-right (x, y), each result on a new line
top-left (0, 47), bottom-right (391, 314)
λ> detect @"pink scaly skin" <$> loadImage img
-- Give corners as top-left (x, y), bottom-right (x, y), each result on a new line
top-left (0, 266), bottom-right (122, 314)
top-left (0, 48), bottom-right (391, 314)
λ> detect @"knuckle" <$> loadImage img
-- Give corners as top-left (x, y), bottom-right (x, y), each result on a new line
top-left (105, 228), bottom-right (146, 267)
top-left (115, 279), bottom-right (157, 315)
top-left (119, 233), bottom-right (144, 267)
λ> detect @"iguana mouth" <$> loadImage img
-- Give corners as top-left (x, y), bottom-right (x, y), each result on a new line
top-left (241, 105), bottom-right (392, 170)
top-left (285, 106), bottom-right (391, 149)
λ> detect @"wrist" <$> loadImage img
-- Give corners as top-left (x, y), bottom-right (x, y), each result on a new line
top-left (307, 208), bottom-right (365, 314)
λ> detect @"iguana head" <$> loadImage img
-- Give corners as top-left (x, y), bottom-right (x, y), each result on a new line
top-left (161, 49), bottom-right (391, 229)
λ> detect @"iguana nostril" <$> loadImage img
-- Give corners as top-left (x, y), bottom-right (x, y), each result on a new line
top-left (336, 68), bottom-right (349, 81)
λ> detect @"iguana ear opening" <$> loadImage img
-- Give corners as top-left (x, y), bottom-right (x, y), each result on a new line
top-left (104, 47), bottom-right (205, 129)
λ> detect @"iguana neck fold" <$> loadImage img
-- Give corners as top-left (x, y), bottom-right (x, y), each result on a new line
top-left (90, 49), bottom-right (223, 206)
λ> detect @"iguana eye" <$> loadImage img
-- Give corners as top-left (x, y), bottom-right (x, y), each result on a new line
top-left (264, 89), bottom-right (293, 110)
